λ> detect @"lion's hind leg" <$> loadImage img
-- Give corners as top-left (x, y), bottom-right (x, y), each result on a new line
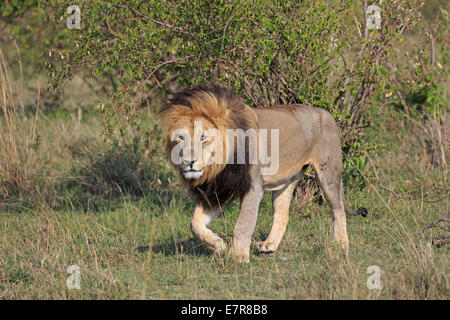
top-left (255, 181), bottom-right (296, 253)
top-left (190, 202), bottom-right (226, 254)
top-left (313, 160), bottom-right (349, 253)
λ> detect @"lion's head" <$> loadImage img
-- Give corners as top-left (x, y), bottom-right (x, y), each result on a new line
top-left (160, 85), bottom-right (258, 192)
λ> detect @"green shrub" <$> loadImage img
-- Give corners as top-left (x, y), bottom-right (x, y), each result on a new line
top-left (44, 0), bottom-right (422, 185)
top-left (1, 0), bottom-right (425, 189)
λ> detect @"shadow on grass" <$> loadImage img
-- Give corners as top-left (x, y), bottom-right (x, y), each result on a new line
top-left (54, 142), bottom-right (180, 213)
top-left (138, 237), bottom-right (211, 257)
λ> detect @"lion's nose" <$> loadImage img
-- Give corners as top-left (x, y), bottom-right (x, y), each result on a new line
top-left (183, 158), bottom-right (198, 165)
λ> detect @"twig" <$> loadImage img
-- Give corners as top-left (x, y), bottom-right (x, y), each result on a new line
top-left (367, 155), bottom-right (449, 204)
top-left (422, 193), bottom-right (449, 203)
top-left (415, 212), bottom-right (450, 234)
top-left (363, 0), bottom-right (368, 40)
top-left (111, 3), bottom-right (190, 35)
top-left (367, 156), bottom-right (412, 200)
top-left (220, 11), bottom-right (237, 55)
top-left (133, 54), bottom-right (195, 100)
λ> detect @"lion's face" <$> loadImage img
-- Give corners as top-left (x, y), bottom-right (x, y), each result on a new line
top-left (161, 85), bottom-right (257, 187)
top-left (167, 116), bottom-right (227, 183)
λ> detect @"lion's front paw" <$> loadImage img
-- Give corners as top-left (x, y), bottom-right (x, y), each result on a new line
top-left (255, 241), bottom-right (278, 253)
top-left (203, 233), bottom-right (227, 254)
top-left (230, 248), bottom-right (250, 263)
top-left (232, 253), bottom-right (250, 263)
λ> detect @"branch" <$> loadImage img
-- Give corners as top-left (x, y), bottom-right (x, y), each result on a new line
top-left (133, 54), bottom-right (195, 100)
top-left (367, 156), bottom-right (412, 200)
top-left (111, 3), bottom-right (191, 35)
top-left (415, 212), bottom-right (450, 234)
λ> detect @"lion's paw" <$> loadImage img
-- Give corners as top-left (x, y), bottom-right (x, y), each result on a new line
top-left (232, 253), bottom-right (250, 263)
top-left (204, 233), bottom-right (227, 254)
top-left (333, 234), bottom-right (349, 256)
top-left (230, 247), bottom-right (250, 263)
top-left (255, 241), bottom-right (278, 253)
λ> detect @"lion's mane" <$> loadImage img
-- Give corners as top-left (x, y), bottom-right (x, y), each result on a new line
top-left (161, 84), bottom-right (259, 209)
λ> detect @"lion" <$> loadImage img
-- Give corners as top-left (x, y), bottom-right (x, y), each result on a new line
top-left (160, 84), bottom-right (367, 262)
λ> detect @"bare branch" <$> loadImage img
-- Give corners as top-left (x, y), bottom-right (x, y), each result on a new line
top-left (415, 212), bottom-right (450, 234)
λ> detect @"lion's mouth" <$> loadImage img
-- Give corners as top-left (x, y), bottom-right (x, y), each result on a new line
top-left (183, 169), bottom-right (203, 179)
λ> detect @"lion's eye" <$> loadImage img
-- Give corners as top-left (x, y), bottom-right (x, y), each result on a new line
top-left (177, 135), bottom-right (184, 142)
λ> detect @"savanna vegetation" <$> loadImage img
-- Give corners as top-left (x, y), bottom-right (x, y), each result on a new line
top-left (0, 0), bottom-right (448, 299)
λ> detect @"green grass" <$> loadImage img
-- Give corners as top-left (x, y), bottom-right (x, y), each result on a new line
top-left (0, 72), bottom-right (448, 298)
top-left (1, 137), bottom-right (448, 299)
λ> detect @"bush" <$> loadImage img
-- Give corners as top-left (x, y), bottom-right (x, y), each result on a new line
top-left (42, 1), bottom-right (421, 183)
top-left (1, 0), bottom-right (425, 193)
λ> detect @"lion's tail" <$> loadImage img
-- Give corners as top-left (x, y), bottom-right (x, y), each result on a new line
top-left (340, 181), bottom-right (368, 217)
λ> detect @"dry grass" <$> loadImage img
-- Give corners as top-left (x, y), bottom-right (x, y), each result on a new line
top-left (0, 47), bottom-right (44, 208)
top-left (0, 48), bottom-right (103, 210)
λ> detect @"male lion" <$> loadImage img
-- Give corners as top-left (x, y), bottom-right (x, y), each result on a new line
top-left (161, 84), bottom-right (366, 262)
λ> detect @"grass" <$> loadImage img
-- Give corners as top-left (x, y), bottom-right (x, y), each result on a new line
top-left (0, 113), bottom-right (448, 299)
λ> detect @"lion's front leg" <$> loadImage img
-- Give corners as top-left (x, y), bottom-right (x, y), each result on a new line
top-left (231, 177), bottom-right (264, 263)
top-left (190, 202), bottom-right (225, 254)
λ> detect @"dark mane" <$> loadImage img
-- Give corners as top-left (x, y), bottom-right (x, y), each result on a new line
top-left (192, 158), bottom-right (252, 209)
